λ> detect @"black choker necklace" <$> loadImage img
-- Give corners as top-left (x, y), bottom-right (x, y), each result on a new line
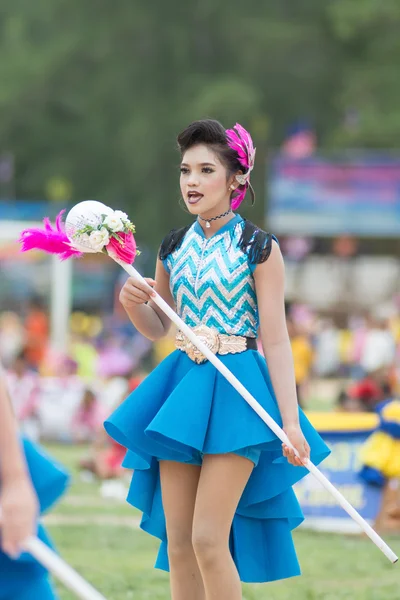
top-left (198, 209), bottom-right (233, 229)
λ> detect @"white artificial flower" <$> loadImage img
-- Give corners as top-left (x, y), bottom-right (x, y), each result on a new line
top-left (89, 227), bottom-right (110, 251)
top-left (72, 232), bottom-right (92, 252)
top-left (114, 210), bottom-right (129, 222)
top-left (81, 233), bottom-right (91, 244)
top-left (103, 212), bottom-right (124, 232)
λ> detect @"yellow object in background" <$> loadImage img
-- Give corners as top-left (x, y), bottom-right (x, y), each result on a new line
top-left (338, 329), bottom-right (353, 364)
top-left (381, 400), bottom-right (400, 426)
top-left (291, 335), bottom-right (313, 385)
top-left (71, 341), bottom-right (98, 382)
top-left (389, 315), bottom-right (400, 343)
top-left (307, 411), bottom-right (378, 433)
top-left (360, 431), bottom-right (400, 479)
top-left (153, 327), bottom-right (177, 364)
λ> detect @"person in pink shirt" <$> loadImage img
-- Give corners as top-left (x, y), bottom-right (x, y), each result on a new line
top-left (72, 387), bottom-right (106, 443)
top-left (6, 352), bottom-right (40, 441)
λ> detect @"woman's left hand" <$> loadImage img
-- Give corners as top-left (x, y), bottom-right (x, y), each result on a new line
top-left (0, 475), bottom-right (39, 557)
top-left (282, 424), bottom-right (310, 467)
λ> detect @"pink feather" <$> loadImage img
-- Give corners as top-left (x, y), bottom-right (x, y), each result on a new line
top-left (226, 123), bottom-right (255, 170)
top-left (226, 134), bottom-right (248, 168)
top-left (226, 123), bottom-right (256, 209)
top-left (231, 189), bottom-right (247, 210)
top-left (19, 210), bottom-right (82, 261)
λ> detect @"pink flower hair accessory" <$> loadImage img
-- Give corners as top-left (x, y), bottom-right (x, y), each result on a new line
top-left (226, 123), bottom-right (256, 210)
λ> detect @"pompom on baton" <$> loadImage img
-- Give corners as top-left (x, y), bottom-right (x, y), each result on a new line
top-left (19, 201), bottom-right (398, 565)
top-left (19, 201), bottom-right (137, 264)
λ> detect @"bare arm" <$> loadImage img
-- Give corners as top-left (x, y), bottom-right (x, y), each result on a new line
top-left (254, 241), bottom-right (310, 464)
top-left (119, 258), bottom-right (175, 341)
top-left (0, 364), bottom-right (39, 556)
top-left (0, 367), bottom-right (29, 483)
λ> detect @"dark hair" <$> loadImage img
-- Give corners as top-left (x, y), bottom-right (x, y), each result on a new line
top-left (15, 350), bottom-right (28, 362)
top-left (177, 119), bottom-right (255, 206)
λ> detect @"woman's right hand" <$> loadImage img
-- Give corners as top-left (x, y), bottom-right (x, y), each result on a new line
top-left (119, 277), bottom-right (157, 308)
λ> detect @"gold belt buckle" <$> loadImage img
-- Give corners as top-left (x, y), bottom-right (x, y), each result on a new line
top-left (175, 325), bottom-right (247, 364)
top-left (175, 324), bottom-right (220, 364)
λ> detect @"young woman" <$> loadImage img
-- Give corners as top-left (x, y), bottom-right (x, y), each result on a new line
top-left (0, 360), bottom-right (69, 599)
top-left (105, 119), bottom-right (330, 599)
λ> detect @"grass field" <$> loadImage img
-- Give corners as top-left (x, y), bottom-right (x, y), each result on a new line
top-left (44, 444), bottom-right (400, 600)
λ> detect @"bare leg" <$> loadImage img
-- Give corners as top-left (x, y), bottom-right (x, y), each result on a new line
top-left (160, 461), bottom-right (205, 600)
top-left (192, 454), bottom-right (254, 600)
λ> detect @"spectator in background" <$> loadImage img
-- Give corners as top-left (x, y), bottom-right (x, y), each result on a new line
top-left (70, 334), bottom-right (99, 382)
top-left (96, 359), bottom-right (131, 414)
top-left (287, 318), bottom-right (314, 408)
top-left (153, 326), bottom-right (176, 366)
top-left (6, 350), bottom-right (40, 441)
top-left (346, 374), bottom-right (386, 412)
top-left (37, 355), bottom-right (85, 442)
top-left (24, 298), bottom-right (49, 369)
top-left (313, 318), bottom-right (340, 377)
top-left (337, 323), bottom-right (354, 377)
top-left (78, 369), bottom-right (145, 481)
top-left (349, 314), bottom-right (368, 378)
top-left (336, 390), bottom-right (364, 413)
top-left (359, 399), bottom-right (400, 531)
top-left (337, 366), bottom-right (393, 413)
top-left (96, 333), bottom-right (135, 382)
top-left (360, 316), bottom-right (396, 375)
top-left (71, 387), bottom-right (106, 444)
top-left (0, 311), bottom-right (24, 368)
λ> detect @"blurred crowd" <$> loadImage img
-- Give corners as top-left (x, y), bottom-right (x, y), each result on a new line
top-left (0, 300), bottom-right (156, 481)
top-left (1, 297), bottom-right (400, 485)
top-left (265, 299), bottom-right (400, 412)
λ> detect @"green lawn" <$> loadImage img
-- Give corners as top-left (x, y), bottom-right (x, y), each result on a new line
top-left (44, 444), bottom-right (399, 600)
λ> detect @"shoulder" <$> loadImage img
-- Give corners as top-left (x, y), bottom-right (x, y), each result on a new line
top-left (237, 219), bottom-right (279, 269)
top-left (158, 224), bottom-right (192, 262)
top-left (252, 236), bottom-right (284, 296)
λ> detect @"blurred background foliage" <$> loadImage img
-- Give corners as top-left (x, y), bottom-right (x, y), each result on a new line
top-left (1, 0), bottom-right (400, 243)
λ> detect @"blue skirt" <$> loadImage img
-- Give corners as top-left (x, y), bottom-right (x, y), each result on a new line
top-left (0, 439), bottom-right (69, 599)
top-left (104, 349), bottom-right (330, 583)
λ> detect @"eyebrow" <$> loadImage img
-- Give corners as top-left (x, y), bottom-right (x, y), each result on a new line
top-left (180, 162), bottom-right (216, 167)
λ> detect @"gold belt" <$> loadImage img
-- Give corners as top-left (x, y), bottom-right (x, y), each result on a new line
top-left (175, 324), bottom-right (252, 364)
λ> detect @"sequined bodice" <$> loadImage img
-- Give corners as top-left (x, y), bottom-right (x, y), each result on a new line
top-left (164, 215), bottom-right (259, 337)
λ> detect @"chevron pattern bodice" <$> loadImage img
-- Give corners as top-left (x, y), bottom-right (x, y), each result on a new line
top-left (164, 215), bottom-right (259, 337)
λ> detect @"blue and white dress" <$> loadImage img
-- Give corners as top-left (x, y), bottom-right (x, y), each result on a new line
top-left (105, 214), bottom-right (330, 583)
top-left (0, 439), bottom-right (69, 599)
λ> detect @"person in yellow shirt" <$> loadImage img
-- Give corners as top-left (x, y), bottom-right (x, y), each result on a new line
top-left (287, 319), bottom-right (314, 408)
top-left (359, 398), bottom-right (400, 530)
top-left (153, 325), bottom-right (177, 366)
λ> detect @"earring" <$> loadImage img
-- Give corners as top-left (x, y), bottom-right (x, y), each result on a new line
top-left (229, 184), bottom-right (236, 191)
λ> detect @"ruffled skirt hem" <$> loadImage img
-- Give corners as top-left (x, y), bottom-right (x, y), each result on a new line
top-left (105, 349), bottom-right (330, 583)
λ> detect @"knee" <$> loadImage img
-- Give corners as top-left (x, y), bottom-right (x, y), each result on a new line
top-left (167, 527), bottom-right (194, 560)
top-left (192, 526), bottom-right (222, 566)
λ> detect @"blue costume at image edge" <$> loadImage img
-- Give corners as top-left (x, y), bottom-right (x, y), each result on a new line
top-left (0, 439), bottom-right (69, 600)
